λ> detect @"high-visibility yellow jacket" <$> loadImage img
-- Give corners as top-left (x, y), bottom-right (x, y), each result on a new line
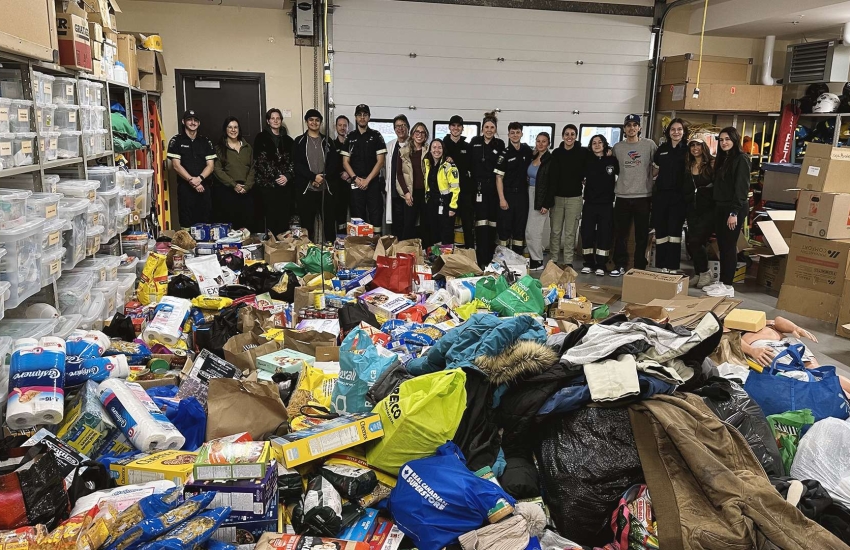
top-left (423, 158), bottom-right (460, 210)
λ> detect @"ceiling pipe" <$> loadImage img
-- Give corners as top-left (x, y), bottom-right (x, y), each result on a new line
top-left (761, 35), bottom-right (776, 86)
top-left (843, 22), bottom-right (850, 44)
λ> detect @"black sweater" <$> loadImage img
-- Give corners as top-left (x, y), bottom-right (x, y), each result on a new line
top-left (292, 132), bottom-right (339, 193)
top-left (253, 128), bottom-right (295, 188)
top-left (713, 154), bottom-right (750, 211)
top-left (548, 143), bottom-right (592, 202)
top-left (583, 154), bottom-right (619, 204)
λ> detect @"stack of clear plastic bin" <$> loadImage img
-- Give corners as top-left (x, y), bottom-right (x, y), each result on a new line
top-left (58, 270), bottom-right (94, 314)
top-left (123, 169), bottom-right (153, 217)
top-left (95, 129), bottom-right (108, 154)
top-left (97, 187), bottom-right (120, 240)
top-left (52, 77), bottom-right (77, 105)
top-left (55, 105), bottom-right (79, 131)
top-left (9, 100), bottom-right (32, 132)
top-left (0, 318), bottom-right (58, 340)
top-left (32, 73), bottom-right (54, 104)
top-left (0, 189), bottom-right (30, 229)
top-left (78, 289), bottom-right (105, 330)
top-left (27, 192), bottom-right (61, 221)
top-left (57, 197), bottom-right (89, 268)
top-left (69, 257), bottom-right (109, 283)
top-left (12, 133), bottom-right (36, 166)
top-left (87, 166), bottom-right (118, 192)
top-left (0, 98), bottom-right (10, 133)
top-left (82, 131), bottom-right (96, 156)
top-left (42, 217), bottom-right (70, 254)
top-left (93, 279), bottom-right (120, 318)
top-left (0, 133), bottom-right (15, 171)
top-left (40, 131), bottom-right (60, 161)
top-left (35, 103), bottom-right (55, 133)
top-left (86, 225), bottom-right (103, 257)
top-left (40, 246), bottom-right (65, 287)
top-left (93, 254), bottom-right (121, 281)
top-left (0, 219), bottom-right (45, 309)
top-left (57, 130), bottom-right (82, 159)
top-left (56, 179), bottom-right (99, 203)
top-left (117, 272), bottom-right (135, 306)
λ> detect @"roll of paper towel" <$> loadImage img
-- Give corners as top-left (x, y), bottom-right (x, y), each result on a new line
top-left (98, 379), bottom-right (185, 452)
top-left (7, 336), bottom-right (67, 428)
top-left (142, 296), bottom-right (192, 345)
top-left (65, 355), bottom-right (130, 387)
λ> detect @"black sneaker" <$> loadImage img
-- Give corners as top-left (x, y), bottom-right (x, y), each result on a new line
top-left (529, 260), bottom-right (543, 270)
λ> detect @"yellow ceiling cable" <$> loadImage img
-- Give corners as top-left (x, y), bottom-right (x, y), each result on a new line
top-left (693, 0), bottom-right (709, 99)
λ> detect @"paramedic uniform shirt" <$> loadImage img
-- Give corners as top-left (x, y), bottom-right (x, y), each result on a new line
top-left (342, 128), bottom-right (387, 178)
top-left (167, 132), bottom-right (216, 178)
top-left (494, 143), bottom-right (533, 192)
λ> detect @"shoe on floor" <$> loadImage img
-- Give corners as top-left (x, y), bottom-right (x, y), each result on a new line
top-left (660, 267), bottom-right (670, 273)
top-left (702, 281), bottom-right (722, 293)
top-left (581, 266), bottom-right (592, 274)
top-left (609, 268), bottom-right (623, 277)
top-left (595, 269), bottom-right (605, 276)
top-left (529, 260), bottom-right (543, 270)
top-left (696, 271), bottom-right (712, 289)
top-left (705, 282), bottom-right (734, 297)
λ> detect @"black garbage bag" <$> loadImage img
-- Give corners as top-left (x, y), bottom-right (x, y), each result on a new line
top-left (241, 262), bottom-right (278, 294)
top-left (339, 302), bottom-right (379, 333)
top-left (536, 406), bottom-right (644, 547)
top-left (269, 270), bottom-right (300, 303)
top-left (772, 476), bottom-right (850, 544)
top-left (193, 303), bottom-right (244, 358)
top-left (0, 443), bottom-right (70, 530)
top-left (696, 378), bottom-right (783, 477)
top-left (102, 312), bottom-right (136, 342)
top-left (167, 274), bottom-right (200, 299)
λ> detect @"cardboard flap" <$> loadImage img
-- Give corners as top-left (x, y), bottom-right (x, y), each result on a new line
top-left (576, 283), bottom-right (621, 305)
top-left (756, 219), bottom-right (791, 256)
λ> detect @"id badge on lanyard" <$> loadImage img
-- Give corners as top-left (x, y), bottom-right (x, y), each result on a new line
top-left (476, 183), bottom-right (483, 203)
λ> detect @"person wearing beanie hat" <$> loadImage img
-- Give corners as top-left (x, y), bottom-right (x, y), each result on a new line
top-left (293, 109), bottom-right (339, 242)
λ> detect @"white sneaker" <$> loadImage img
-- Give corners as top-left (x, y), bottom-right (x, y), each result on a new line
top-left (705, 283), bottom-right (735, 297)
top-left (609, 268), bottom-right (623, 277)
top-left (581, 267), bottom-right (592, 275)
top-left (660, 267), bottom-right (670, 273)
top-left (702, 282), bottom-right (722, 293)
top-left (595, 269), bottom-right (605, 276)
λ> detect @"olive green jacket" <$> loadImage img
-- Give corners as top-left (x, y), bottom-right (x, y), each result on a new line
top-left (214, 140), bottom-right (256, 191)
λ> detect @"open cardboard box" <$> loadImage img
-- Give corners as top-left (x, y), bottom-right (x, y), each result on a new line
top-left (621, 269), bottom-right (688, 305)
top-left (753, 210), bottom-right (794, 289)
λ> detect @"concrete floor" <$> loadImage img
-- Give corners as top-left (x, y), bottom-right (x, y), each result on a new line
top-left (567, 269), bottom-right (850, 376)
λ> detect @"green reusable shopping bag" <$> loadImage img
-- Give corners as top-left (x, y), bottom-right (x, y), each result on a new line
top-left (301, 245), bottom-right (334, 274)
top-left (475, 276), bottom-right (509, 308)
top-left (490, 274), bottom-right (545, 316)
top-left (767, 409), bottom-right (815, 475)
top-left (366, 368), bottom-right (467, 475)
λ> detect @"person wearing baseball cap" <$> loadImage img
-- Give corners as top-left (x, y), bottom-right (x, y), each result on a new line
top-left (341, 104), bottom-right (387, 232)
top-left (441, 115), bottom-right (474, 249)
top-left (609, 113), bottom-right (657, 276)
top-left (292, 108), bottom-right (339, 242)
top-left (683, 133), bottom-right (716, 289)
top-left (167, 109), bottom-right (216, 227)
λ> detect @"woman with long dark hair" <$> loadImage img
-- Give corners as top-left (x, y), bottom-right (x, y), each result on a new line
top-left (254, 108), bottom-right (295, 235)
top-left (704, 127), bottom-right (750, 297)
top-left (470, 112), bottom-right (505, 266)
top-left (424, 138), bottom-right (460, 247)
top-left (683, 135), bottom-right (715, 289)
top-left (213, 116), bottom-right (256, 231)
top-left (651, 117), bottom-right (689, 271)
top-left (527, 132), bottom-right (552, 270)
top-left (396, 122), bottom-right (429, 241)
top-left (580, 134), bottom-right (618, 275)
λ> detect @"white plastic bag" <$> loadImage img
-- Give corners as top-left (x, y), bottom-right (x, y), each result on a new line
top-left (790, 417), bottom-right (850, 507)
top-left (185, 255), bottom-right (225, 297)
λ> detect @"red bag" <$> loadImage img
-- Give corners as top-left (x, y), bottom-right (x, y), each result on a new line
top-left (373, 253), bottom-right (415, 293)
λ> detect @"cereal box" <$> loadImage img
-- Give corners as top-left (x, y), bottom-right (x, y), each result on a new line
top-left (194, 440), bottom-right (272, 481)
top-left (269, 413), bottom-right (384, 468)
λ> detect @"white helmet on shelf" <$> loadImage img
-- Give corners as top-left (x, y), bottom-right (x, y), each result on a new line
top-left (813, 93), bottom-right (841, 113)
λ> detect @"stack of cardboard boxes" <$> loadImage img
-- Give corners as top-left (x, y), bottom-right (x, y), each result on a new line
top-left (774, 143), bottom-right (850, 338)
top-left (54, 0), bottom-right (121, 76)
top-left (86, 0), bottom-right (120, 80)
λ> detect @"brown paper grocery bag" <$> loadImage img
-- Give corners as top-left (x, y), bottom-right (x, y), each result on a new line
top-left (344, 236), bottom-right (380, 268)
top-left (432, 248), bottom-right (483, 277)
top-left (283, 328), bottom-right (338, 356)
top-left (206, 378), bottom-right (289, 440)
top-left (372, 235), bottom-right (399, 259)
top-left (539, 261), bottom-right (577, 288)
top-left (223, 331), bottom-right (282, 375)
top-left (392, 238), bottom-right (424, 264)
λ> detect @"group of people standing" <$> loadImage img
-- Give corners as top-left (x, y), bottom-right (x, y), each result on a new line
top-left (167, 107), bottom-right (749, 296)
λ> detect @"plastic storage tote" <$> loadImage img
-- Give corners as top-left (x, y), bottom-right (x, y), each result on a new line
top-left (32, 73), bottom-right (54, 105)
top-left (27, 192), bottom-right (61, 220)
top-left (93, 279), bottom-right (120, 317)
top-left (35, 103), bottom-right (55, 132)
top-left (82, 130), bottom-right (96, 156)
top-left (40, 246), bottom-right (65, 287)
top-left (56, 179), bottom-right (99, 203)
top-left (41, 217), bottom-right (69, 253)
top-left (58, 270), bottom-right (95, 314)
top-left (12, 133), bottom-right (36, 166)
top-left (52, 77), bottom-right (77, 105)
top-left (57, 197), bottom-right (89, 268)
top-left (0, 318), bottom-right (58, 340)
top-left (92, 106), bottom-right (106, 130)
top-left (86, 224), bottom-right (103, 257)
top-left (0, 98), bottom-right (10, 133)
top-left (0, 218), bottom-right (45, 310)
top-left (2, 174), bottom-right (59, 193)
top-left (53, 314), bottom-right (82, 340)
top-left (86, 202), bottom-right (105, 227)
top-left (88, 82), bottom-right (103, 106)
top-left (99, 235), bottom-right (120, 256)
top-left (115, 207), bottom-right (131, 234)
top-left (0, 69), bottom-right (23, 99)
top-left (79, 106), bottom-right (93, 131)
top-left (117, 254), bottom-right (139, 275)
top-left (42, 174), bottom-right (60, 194)
top-left (9, 100), bottom-right (31, 132)
top-left (95, 129), bottom-right (108, 154)
top-left (0, 189), bottom-right (30, 230)
top-left (0, 281), bottom-right (10, 322)
top-left (0, 133), bottom-right (14, 171)
top-left (55, 105), bottom-right (79, 131)
top-left (78, 289), bottom-right (105, 331)
top-left (78, 81), bottom-right (94, 106)
top-left (57, 130), bottom-right (82, 159)
top-left (87, 166), bottom-right (118, 192)
top-left (69, 257), bottom-right (109, 283)
top-left (94, 254), bottom-right (121, 281)
top-left (117, 272), bottom-right (135, 305)
top-left (97, 187), bottom-right (120, 239)
top-left (39, 131), bottom-right (60, 162)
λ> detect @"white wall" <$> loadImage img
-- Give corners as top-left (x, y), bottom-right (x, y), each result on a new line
top-left (117, 0), bottom-right (322, 137)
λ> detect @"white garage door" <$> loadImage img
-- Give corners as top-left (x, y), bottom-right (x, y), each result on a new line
top-left (330, 0), bottom-right (653, 146)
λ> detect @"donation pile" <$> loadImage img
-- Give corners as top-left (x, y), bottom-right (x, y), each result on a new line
top-left (0, 226), bottom-right (848, 550)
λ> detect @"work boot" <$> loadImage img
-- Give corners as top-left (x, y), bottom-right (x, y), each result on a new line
top-left (696, 271), bottom-right (712, 289)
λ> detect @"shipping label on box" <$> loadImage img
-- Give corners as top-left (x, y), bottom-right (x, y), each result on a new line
top-left (621, 269), bottom-right (687, 305)
top-left (784, 234), bottom-right (850, 296)
top-left (110, 450), bottom-right (199, 486)
top-left (270, 412), bottom-right (384, 468)
top-left (793, 191), bottom-right (850, 240)
top-left (797, 143), bottom-right (850, 193)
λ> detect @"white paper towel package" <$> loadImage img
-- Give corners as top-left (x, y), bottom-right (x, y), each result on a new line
top-left (142, 296), bottom-right (191, 345)
top-left (446, 276), bottom-right (485, 306)
top-left (7, 337), bottom-right (67, 428)
top-left (98, 379), bottom-right (185, 452)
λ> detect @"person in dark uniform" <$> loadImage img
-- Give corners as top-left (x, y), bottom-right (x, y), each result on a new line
top-left (580, 134), bottom-right (619, 276)
top-left (253, 108), bottom-right (295, 235)
top-left (331, 115), bottom-right (350, 235)
top-left (341, 104), bottom-right (387, 233)
top-left (495, 122), bottom-right (533, 256)
top-left (683, 135), bottom-right (715, 289)
top-left (167, 109), bottom-right (216, 228)
top-left (293, 109), bottom-right (338, 242)
top-left (651, 118), bottom-right (689, 271)
top-left (470, 112), bottom-right (505, 267)
top-left (443, 115), bottom-right (473, 249)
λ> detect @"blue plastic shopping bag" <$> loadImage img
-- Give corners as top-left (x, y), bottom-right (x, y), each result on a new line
top-left (331, 327), bottom-right (396, 414)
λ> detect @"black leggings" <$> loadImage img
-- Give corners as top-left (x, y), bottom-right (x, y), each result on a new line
top-left (686, 208), bottom-right (714, 274)
top-left (715, 205), bottom-right (747, 285)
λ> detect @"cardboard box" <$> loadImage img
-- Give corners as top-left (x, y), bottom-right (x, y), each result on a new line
top-left (359, 288), bottom-right (414, 319)
top-left (756, 256), bottom-right (787, 289)
top-left (797, 143), bottom-right (850, 193)
top-left (88, 21), bottom-right (103, 43)
top-left (185, 460), bottom-right (278, 523)
top-left (269, 412), bottom-right (384, 468)
top-left (85, 0), bottom-right (121, 32)
top-left (660, 54), bottom-right (753, 86)
top-left (56, 11), bottom-right (92, 71)
top-left (784, 234), bottom-right (850, 296)
top-left (256, 348), bottom-right (314, 375)
top-left (723, 309), bottom-right (767, 332)
top-left (91, 39), bottom-right (102, 60)
top-left (348, 218), bottom-right (375, 237)
top-left (193, 440), bottom-right (272, 481)
top-left (761, 163), bottom-right (800, 205)
top-left (116, 33), bottom-right (139, 87)
top-left (0, 0), bottom-right (59, 62)
top-left (793, 191), bottom-right (850, 240)
top-left (110, 450), bottom-right (199, 486)
top-left (657, 83), bottom-right (782, 112)
top-left (137, 49), bottom-right (166, 93)
top-left (621, 269), bottom-right (688, 305)
top-left (576, 283), bottom-right (621, 305)
top-left (553, 299), bottom-right (592, 322)
top-left (777, 284), bottom-right (842, 324)
top-left (837, 279), bottom-right (850, 339)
